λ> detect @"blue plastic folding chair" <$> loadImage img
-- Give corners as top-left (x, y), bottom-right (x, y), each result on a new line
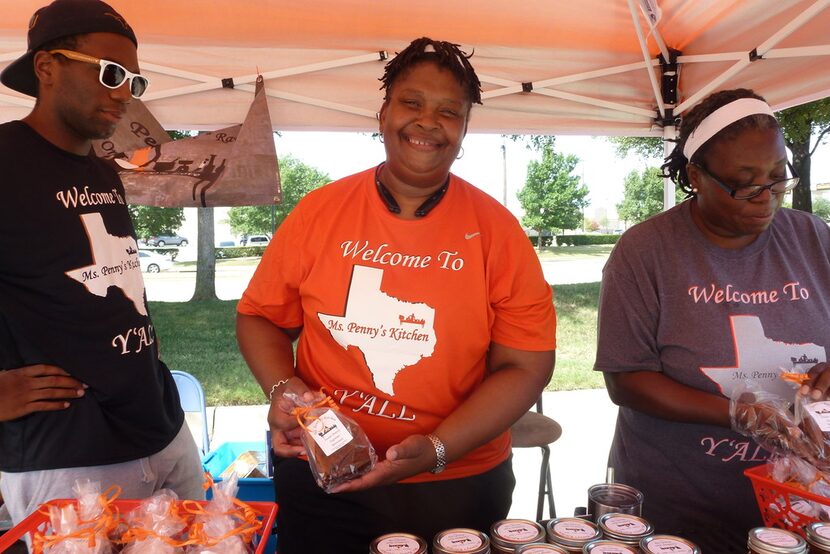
top-left (171, 370), bottom-right (210, 456)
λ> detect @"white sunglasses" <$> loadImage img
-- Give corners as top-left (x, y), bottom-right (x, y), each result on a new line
top-left (49, 49), bottom-right (150, 99)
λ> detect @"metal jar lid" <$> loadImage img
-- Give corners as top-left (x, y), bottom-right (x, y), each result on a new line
top-left (490, 519), bottom-right (545, 548)
top-left (639, 534), bottom-right (701, 554)
top-left (432, 528), bottom-right (491, 554)
top-left (546, 518), bottom-right (601, 548)
top-left (747, 527), bottom-right (807, 554)
top-left (369, 532), bottom-right (428, 554)
top-left (596, 513), bottom-right (653, 544)
top-left (515, 543), bottom-right (569, 554)
top-left (581, 539), bottom-right (638, 554)
top-left (805, 522), bottom-right (830, 550)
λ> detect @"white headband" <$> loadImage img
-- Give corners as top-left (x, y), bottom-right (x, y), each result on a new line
top-left (682, 98), bottom-right (776, 160)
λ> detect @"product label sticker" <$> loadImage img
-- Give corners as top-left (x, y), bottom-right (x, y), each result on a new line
top-left (605, 516), bottom-right (648, 535)
top-left (805, 401), bottom-right (830, 433)
top-left (647, 539), bottom-right (692, 553)
top-left (818, 525), bottom-right (830, 539)
top-left (758, 529), bottom-right (798, 546)
top-left (553, 520), bottom-right (595, 539)
top-left (307, 409), bottom-right (353, 456)
top-left (438, 532), bottom-right (482, 552)
top-left (377, 537), bottom-right (421, 554)
top-left (496, 522), bottom-right (538, 542)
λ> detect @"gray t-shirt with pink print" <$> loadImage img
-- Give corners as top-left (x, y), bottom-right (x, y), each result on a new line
top-left (595, 200), bottom-right (830, 551)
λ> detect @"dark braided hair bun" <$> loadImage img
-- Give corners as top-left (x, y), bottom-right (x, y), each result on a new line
top-left (662, 88), bottom-right (779, 197)
top-left (380, 37), bottom-right (482, 106)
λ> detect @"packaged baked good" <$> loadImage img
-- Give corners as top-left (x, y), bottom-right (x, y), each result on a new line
top-left (283, 390), bottom-right (377, 493)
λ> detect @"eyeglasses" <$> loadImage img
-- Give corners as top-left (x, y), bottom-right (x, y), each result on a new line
top-left (692, 162), bottom-right (800, 200)
top-left (48, 49), bottom-right (150, 99)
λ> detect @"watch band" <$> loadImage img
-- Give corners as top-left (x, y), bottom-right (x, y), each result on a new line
top-left (426, 433), bottom-right (447, 474)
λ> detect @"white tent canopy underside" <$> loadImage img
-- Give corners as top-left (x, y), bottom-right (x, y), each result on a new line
top-left (1, 0), bottom-right (829, 136)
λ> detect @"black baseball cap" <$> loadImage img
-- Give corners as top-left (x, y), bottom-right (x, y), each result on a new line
top-left (0, 0), bottom-right (137, 97)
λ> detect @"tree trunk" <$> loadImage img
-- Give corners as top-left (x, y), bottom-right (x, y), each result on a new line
top-left (536, 227), bottom-right (543, 251)
top-left (790, 138), bottom-right (812, 213)
top-left (190, 207), bottom-right (218, 301)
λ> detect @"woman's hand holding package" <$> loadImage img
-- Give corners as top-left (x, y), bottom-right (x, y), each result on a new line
top-left (268, 377), bottom-right (312, 458)
top-left (329, 434), bottom-right (438, 493)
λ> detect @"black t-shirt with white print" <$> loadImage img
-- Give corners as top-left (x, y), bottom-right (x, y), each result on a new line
top-left (0, 121), bottom-right (182, 471)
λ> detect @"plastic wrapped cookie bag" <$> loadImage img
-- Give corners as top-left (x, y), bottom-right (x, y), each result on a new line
top-left (121, 490), bottom-right (187, 554)
top-left (184, 473), bottom-right (258, 554)
top-left (795, 395), bottom-right (830, 471)
top-left (283, 390), bottom-right (378, 493)
top-left (32, 480), bottom-right (119, 554)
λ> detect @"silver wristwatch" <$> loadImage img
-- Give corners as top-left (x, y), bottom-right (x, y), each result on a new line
top-left (426, 433), bottom-right (447, 474)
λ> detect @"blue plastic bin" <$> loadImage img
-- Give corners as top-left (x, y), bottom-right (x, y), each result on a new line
top-left (201, 441), bottom-right (274, 502)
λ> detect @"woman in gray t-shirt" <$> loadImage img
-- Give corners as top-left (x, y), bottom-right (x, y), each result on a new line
top-left (595, 88), bottom-right (830, 552)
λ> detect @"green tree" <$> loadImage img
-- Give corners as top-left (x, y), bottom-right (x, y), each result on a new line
top-left (609, 136), bottom-right (663, 160)
top-left (517, 145), bottom-right (589, 249)
top-left (617, 167), bottom-right (684, 225)
top-left (128, 206), bottom-right (185, 241)
top-left (777, 99), bottom-right (830, 212)
top-left (228, 154), bottom-right (330, 236)
top-left (813, 197), bottom-right (830, 222)
top-left (609, 98), bottom-right (830, 213)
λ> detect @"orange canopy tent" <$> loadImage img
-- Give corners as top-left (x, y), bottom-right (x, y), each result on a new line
top-left (1, 0), bottom-right (829, 137)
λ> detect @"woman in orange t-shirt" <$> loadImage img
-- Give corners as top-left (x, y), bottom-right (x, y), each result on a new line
top-left (237, 37), bottom-right (556, 554)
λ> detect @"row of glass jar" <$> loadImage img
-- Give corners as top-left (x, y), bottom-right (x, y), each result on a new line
top-left (367, 513), bottom-right (698, 554)
top-left (369, 517), bottom-right (830, 553)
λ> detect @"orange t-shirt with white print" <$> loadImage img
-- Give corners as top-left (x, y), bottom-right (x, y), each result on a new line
top-left (238, 166), bottom-right (556, 482)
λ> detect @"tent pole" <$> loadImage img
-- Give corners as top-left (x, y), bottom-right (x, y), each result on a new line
top-left (627, 0), bottom-right (665, 118)
top-left (663, 124), bottom-right (676, 209)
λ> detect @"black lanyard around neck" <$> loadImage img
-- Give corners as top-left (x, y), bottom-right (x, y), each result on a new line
top-left (374, 164), bottom-right (450, 217)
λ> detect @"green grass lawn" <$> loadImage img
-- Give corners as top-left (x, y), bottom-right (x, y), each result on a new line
top-left (149, 282), bottom-right (603, 406)
top-left (537, 244), bottom-right (615, 260)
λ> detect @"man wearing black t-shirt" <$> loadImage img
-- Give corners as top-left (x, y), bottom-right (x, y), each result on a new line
top-left (0, 0), bottom-right (203, 525)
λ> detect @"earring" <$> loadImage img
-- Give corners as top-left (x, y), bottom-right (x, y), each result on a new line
top-left (456, 147), bottom-right (464, 160)
top-left (378, 133), bottom-right (384, 144)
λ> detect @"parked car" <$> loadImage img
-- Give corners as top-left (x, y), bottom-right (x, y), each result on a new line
top-left (138, 250), bottom-right (173, 273)
top-left (244, 234), bottom-right (270, 246)
top-left (217, 240), bottom-right (236, 247)
top-left (147, 234), bottom-right (188, 247)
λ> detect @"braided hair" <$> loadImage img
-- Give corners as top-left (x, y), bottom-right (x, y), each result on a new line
top-left (380, 37), bottom-right (482, 106)
top-left (661, 88), bottom-right (780, 197)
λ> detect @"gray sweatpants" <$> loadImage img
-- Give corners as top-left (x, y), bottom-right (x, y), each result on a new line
top-left (0, 421), bottom-right (205, 527)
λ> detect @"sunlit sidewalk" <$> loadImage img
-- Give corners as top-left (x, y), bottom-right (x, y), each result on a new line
top-left (197, 388), bottom-right (617, 522)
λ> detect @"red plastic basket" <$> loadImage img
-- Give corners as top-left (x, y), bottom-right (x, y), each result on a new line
top-left (0, 498), bottom-right (278, 553)
top-left (745, 463), bottom-right (830, 536)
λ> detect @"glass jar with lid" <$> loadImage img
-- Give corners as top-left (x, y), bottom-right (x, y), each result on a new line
top-left (805, 521), bottom-right (830, 554)
top-left (596, 513), bottom-right (653, 546)
top-left (432, 528), bottom-right (490, 554)
top-left (639, 534), bottom-right (701, 554)
top-left (747, 527), bottom-right (807, 554)
top-left (545, 518), bottom-right (602, 553)
top-left (582, 539), bottom-right (638, 553)
top-left (489, 519), bottom-right (545, 553)
top-left (369, 532), bottom-right (428, 554)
